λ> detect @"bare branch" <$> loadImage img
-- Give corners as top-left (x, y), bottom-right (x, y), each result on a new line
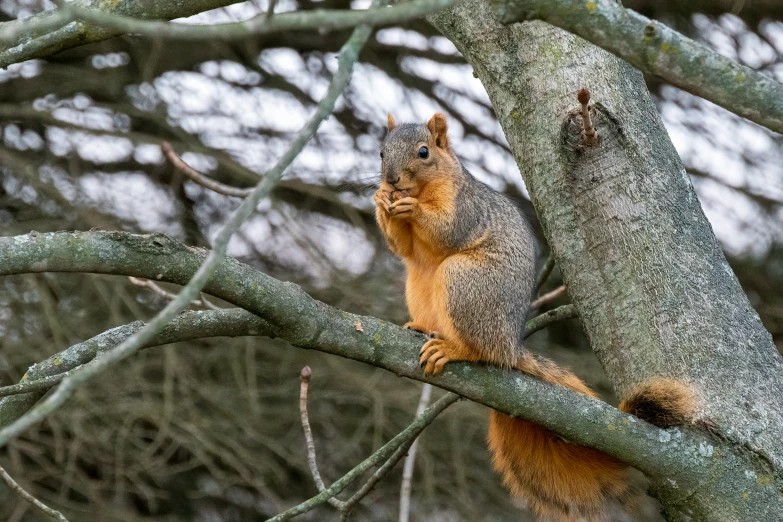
top-left (128, 276), bottom-right (220, 309)
top-left (339, 422), bottom-right (421, 519)
top-left (0, 0), bottom-right (462, 68)
top-left (0, 374), bottom-right (67, 399)
top-left (525, 304), bottom-right (577, 336)
top-left (0, 1), bottom-right (245, 68)
top-left (0, 464), bottom-right (69, 522)
top-left (298, 366), bottom-right (346, 509)
top-left (161, 142), bottom-right (252, 198)
top-left (530, 284), bottom-right (566, 309)
top-left (494, 0), bottom-right (783, 134)
top-left (535, 254), bottom-right (556, 291)
top-left (399, 383), bottom-right (432, 522)
top-left (65, 0), bottom-right (462, 41)
top-left (266, 0), bottom-right (278, 20)
top-left (267, 393), bottom-right (460, 522)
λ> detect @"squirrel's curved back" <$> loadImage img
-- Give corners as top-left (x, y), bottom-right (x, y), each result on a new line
top-left (377, 113), bottom-right (697, 522)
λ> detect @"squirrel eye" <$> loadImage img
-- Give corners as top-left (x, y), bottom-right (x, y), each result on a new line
top-left (380, 151), bottom-right (384, 159)
top-left (418, 146), bottom-right (429, 159)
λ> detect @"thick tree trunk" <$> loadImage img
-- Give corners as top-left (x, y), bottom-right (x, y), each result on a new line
top-left (429, 2), bottom-right (783, 520)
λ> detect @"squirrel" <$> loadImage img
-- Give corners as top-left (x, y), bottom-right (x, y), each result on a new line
top-left (375, 112), bottom-right (697, 522)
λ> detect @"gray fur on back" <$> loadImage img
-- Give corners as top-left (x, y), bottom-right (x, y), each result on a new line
top-left (445, 165), bottom-right (539, 366)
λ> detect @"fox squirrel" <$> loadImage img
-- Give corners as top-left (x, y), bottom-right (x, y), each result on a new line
top-left (375, 113), bottom-right (696, 522)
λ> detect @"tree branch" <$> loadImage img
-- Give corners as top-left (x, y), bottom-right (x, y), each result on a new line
top-left (267, 393), bottom-right (459, 522)
top-left (297, 366), bottom-right (344, 509)
top-left (493, 0), bottom-right (783, 134)
top-left (0, 0), bottom-right (246, 68)
top-left (0, 464), bottom-right (69, 522)
top-left (398, 383), bottom-right (432, 522)
top-left (161, 142), bottom-right (252, 198)
top-left (530, 284), bottom-right (566, 309)
top-left (64, 0), bottom-right (462, 41)
top-left (524, 304), bottom-right (577, 336)
top-left (0, 0), bottom-right (462, 68)
top-left (1, 230), bottom-right (781, 519)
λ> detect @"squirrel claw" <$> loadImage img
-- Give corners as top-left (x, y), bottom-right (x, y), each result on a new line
top-left (389, 196), bottom-right (419, 220)
top-left (373, 189), bottom-right (392, 213)
top-left (419, 338), bottom-right (451, 375)
top-left (403, 323), bottom-right (439, 338)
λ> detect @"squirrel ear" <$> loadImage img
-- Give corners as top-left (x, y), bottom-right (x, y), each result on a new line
top-left (387, 113), bottom-right (396, 131)
top-left (427, 112), bottom-right (449, 149)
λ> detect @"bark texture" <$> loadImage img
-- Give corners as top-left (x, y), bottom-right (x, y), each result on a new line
top-left (428, 2), bottom-right (783, 520)
top-left (493, 0), bottom-right (783, 134)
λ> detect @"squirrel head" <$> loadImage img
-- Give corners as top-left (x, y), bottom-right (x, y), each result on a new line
top-left (379, 113), bottom-right (461, 197)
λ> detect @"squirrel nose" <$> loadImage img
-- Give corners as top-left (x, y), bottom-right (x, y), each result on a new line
top-left (385, 173), bottom-right (400, 185)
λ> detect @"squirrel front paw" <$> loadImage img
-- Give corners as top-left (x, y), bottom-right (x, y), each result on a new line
top-left (374, 189), bottom-right (392, 213)
top-left (389, 197), bottom-right (419, 220)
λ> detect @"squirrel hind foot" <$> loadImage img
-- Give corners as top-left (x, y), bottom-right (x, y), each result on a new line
top-left (419, 338), bottom-right (451, 374)
top-left (403, 322), bottom-right (439, 338)
top-left (619, 377), bottom-right (697, 428)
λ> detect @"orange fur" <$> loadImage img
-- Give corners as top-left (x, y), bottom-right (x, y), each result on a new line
top-left (619, 377), bottom-right (696, 428)
top-left (392, 172), bottom-right (637, 520)
top-left (376, 114), bottom-right (696, 521)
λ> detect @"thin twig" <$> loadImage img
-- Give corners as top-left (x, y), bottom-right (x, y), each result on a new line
top-left (398, 383), bottom-right (432, 522)
top-left (525, 304), bottom-right (578, 337)
top-left (265, 0), bottom-right (277, 20)
top-left (0, 14), bottom-right (372, 451)
top-left (577, 88), bottom-right (598, 145)
top-left (161, 142), bottom-right (252, 198)
top-left (535, 254), bottom-right (556, 291)
top-left (269, 393), bottom-right (460, 522)
top-left (531, 284), bottom-right (566, 309)
top-left (128, 276), bottom-right (219, 310)
top-left (339, 424), bottom-right (420, 521)
top-left (299, 366), bottom-right (345, 509)
top-left (0, 464), bottom-right (69, 522)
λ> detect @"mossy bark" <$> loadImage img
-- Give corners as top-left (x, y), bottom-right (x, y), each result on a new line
top-left (429, 2), bottom-right (783, 519)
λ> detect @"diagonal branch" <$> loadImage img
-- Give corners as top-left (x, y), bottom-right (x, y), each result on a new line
top-left (296, 365), bottom-right (436, 520)
top-left (0, 0), bottom-right (245, 68)
top-left (0, 230), bottom-right (781, 519)
top-left (267, 392), bottom-right (460, 522)
top-left (493, 0), bottom-right (783, 134)
top-left (0, 0), bottom-right (462, 68)
top-left (0, 464), bottom-right (69, 522)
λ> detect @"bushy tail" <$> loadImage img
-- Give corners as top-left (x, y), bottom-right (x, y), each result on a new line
top-left (488, 355), bottom-right (695, 522)
top-left (618, 377), bottom-right (696, 428)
